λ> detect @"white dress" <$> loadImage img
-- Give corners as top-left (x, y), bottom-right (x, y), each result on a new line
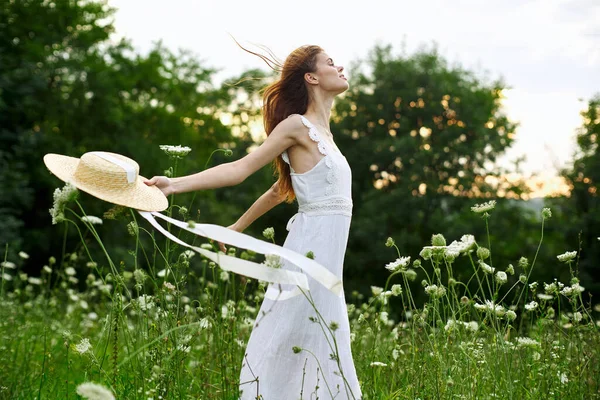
top-left (239, 115), bottom-right (362, 399)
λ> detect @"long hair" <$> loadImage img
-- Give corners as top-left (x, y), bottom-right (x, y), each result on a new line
top-left (236, 40), bottom-right (323, 203)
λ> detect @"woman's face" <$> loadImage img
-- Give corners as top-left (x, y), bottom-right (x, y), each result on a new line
top-left (309, 52), bottom-right (348, 94)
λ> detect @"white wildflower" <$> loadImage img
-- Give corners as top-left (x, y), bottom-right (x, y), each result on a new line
top-left (75, 338), bottom-right (92, 354)
top-left (571, 283), bottom-right (585, 294)
top-left (65, 267), bottom-right (76, 276)
top-left (369, 361), bottom-right (388, 367)
top-left (81, 216), bottom-right (103, 225)
top-left (1, 261), bottom-right (16, 269)
top-left (479, 260), bottom-right (495, 274)
top-left (391, 284), bottom-right (402, 296)
top-left (471, 200), bottom-right (496, 214)
top-left (200, 243), bottom-right (213, 250)
top-left (163, 281), bottom-right (176, 291)
top-left (558, 372), bottom-right (568, 385)
top-left (506, 310), bottom-right (517, 321)
top-left (137, 295), bottom-right (154, 311)
top-left (159, 144), bottom-right (192, 159)
top-left (537, 293), bottom-right (553, 301)
top-left (385, 256), bottom-right (410, 272)
top-left (403, 269), bottom-right (417, 281)
top-left (19, 251), bottom-right (29, 259)
top-left (544, 282), bottom-right (557, 294)
top-left (516, 337), bottom-right (541, 348)
top-left (181, 250), bottom-right (195, 259)
top-left (2, 273), bottom-right (12, 281)
top-left (525, 301), bottom-right (538, 311)
top-left (220, 270), bottom-right (230, 282)
top-left (133, 269), bottom-right (146, 284)
top-left (529, 282), bottom-right (538, 290)
top-left (495, 271), bottom-right (507, 284)
top-left (262, 227), bottom-right (275, 240)
top-left (371, 286), bottom-right (383, 297)
top-left (465, 321), bottom-right (479, 332)
top-left (573, 312), bottom-right (582, 323)
top-left (28, 277), bottom-right (42, 285)
top-left (76, 382), bottom-right (115, 400)
top-left (49, 182), bottom-right (78, 224)
top-left (424, 284), bottom-right (446, 299)
top-left (556, 251), bottom-right (577, 263)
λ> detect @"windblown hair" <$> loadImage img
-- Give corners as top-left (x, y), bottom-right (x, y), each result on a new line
top-left (236, 41), bottom-right (323, 203)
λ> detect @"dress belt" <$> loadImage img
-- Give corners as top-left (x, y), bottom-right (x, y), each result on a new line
top-left (286, 196), bottom-right (353, 231)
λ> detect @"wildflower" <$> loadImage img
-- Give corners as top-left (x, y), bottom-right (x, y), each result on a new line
top-left (419, 247), bottom-right (432, 260)
top-left (477, 247), bottom-right (490, 260)
top-left (496, 271), bottom-right (508, 284)
top-left (19, 251), bottom-right (29, 259)
top-left (403, 269), bottom-right (417, 281)
top-left (178, 206), bottom-right (188, 217)
top-left (75, 382), bottom-right (115, 400)
top-left (49, 256), bottom-right (56, 265)
top-left (65, 267), bottom-right (76, 276)
top-left (529, 282), bottom-right (538, 290)
top-left (220, 270), bottom-right (230, 282)
top-left (370, 361), bottom-right (388, 367)
top-left (263, 254), bottom-right (282, 269)
top-left (571, 283), bottom-right (585, 294)
top-left (43, 265), bottom-right (52, 274)
top-left (546, 307), bottom-right (555, 319)
top-left (133, 269), bottom-right (146, 284)
top-left (163, 281), bottom-right (176, 291)
top-left (49, 182), bottom-right (78, 224)
top-left (385, 237), bottom-right (395, 247)
top-left (519, 274), bottom-right (527, 284)
top-left (431, 234), bottom-right (446, 246)
top-left (126, 221), bottom-right (138, 236)
top-left (424, 284), bottom-right (446, 299)
top-left (2, 273), bottom-right (12, 281)
top-left (506, 264), bottom-right (514, 275)
top-left (200, 243), bottom-right (213, 250)
top-left (137, 295), bottom-right (154, 311)
top-left (81, 216), bottom-right (103, 225)
top-left (471, 200), bottom-right (496, 214)
top-left (557, 251), bottom-right (577, 263)
top-left (262, 227), bottom-right (275, 240)
top-left (385, 256), bottom-right (410, 272)
top-left (1, 261), bottom-right (16, 269)
top-left (392, 348), bottom-right (400, 360)
top-left (391, 284), bottom-right (402, 296)
top-left (518, 257), bottom-right (529, 270)
top-left (371, 286), bottom-right (383, 296)
top-left (181, 250), bottom-right (195, 259)
top-left (516, 337), bottom-right (541, 348)
top-left (558, 372), bottom-right (568, 385)
top-left (75, 338), bottom-right (92, 354)
top-left (159, 144), bottom-right (192, 159)
top-left (506, 310), bottom-right (517, 321)
top-left (28, 277), bottom-right (42, 285)
top-left (542, 208), bottom-right (552, 219)
top-left (86, 262), bottom-right (97, 268)
top-left (525, 301), bottom-right (538, 311)
top-left (465, 321), bottom-right (479, 332)
top-left (460, 296), bottom-right (469, 304)
top-left (537, 293), bottom-right (553, 301)
top-left (573, 312), bottom-right (582, 323)
top-left (329, 321), bottom-right (339, 331)
top-left (479, 260), bottom-right (495, 274)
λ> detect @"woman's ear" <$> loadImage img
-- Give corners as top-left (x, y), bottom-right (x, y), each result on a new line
top-left (304, 72), bottom-right (318, 85)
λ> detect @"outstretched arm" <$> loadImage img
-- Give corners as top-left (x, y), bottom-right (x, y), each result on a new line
top-left (145, 115), bottom-right (304, 196)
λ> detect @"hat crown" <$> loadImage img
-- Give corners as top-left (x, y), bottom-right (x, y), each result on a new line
top-left (74, 152), bottom-right (140, 188)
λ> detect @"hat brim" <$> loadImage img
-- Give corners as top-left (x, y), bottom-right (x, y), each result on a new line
top-left (44, 153), bottom-right (169, 212)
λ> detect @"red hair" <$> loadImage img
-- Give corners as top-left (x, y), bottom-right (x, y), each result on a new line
top-left (237, 41), bottom-right (324, 203)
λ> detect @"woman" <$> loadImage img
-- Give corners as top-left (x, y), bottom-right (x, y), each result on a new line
top-left (145, 45), bottom-right (362, 399)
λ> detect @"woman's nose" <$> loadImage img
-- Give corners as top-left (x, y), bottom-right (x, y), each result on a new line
top-left (338, 65), bottom-right (344, 73)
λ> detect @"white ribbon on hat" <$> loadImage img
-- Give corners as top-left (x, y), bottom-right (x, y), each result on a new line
top-left (90, 152), bottom-right (136, 183)
top-left (139, 211), bottom-right (343, 299)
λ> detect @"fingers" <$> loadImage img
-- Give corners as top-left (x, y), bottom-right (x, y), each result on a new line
top-left (144, 176), bottom-right (158, 186)
top-left (219, 242), bottom-right (227, 253)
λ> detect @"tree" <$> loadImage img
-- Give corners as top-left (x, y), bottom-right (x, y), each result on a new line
top-left (332, 44), bottom-right (525, 296)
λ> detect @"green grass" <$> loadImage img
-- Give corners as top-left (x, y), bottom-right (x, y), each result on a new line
top-left (1, 170), bottom-right (599, 399)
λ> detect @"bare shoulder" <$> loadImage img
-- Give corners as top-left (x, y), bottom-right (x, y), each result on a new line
top-left (271, 114), bottom-right (306, 141)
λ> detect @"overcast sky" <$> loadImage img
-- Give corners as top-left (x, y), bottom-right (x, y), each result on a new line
top-left (110, 0), bottom-right (600, 176)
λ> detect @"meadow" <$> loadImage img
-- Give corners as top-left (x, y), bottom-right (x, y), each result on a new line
top-left (1, 150), bottom-right (599, 400)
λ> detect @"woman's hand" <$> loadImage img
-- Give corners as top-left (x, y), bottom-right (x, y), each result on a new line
top-left (216, 224), bottom-right (243, 253)
top-left (144, 176), bottom-right (175, 196)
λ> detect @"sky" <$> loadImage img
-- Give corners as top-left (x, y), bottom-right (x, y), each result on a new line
top-left (109, 0), bottom-right (600, 180)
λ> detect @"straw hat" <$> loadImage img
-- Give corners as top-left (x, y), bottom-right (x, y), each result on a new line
top-left (43, 151), bottom-right (168, 211)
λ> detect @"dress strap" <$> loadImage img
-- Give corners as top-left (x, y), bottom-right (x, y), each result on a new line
top-left (280, 114), bottom-right (328, 167)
